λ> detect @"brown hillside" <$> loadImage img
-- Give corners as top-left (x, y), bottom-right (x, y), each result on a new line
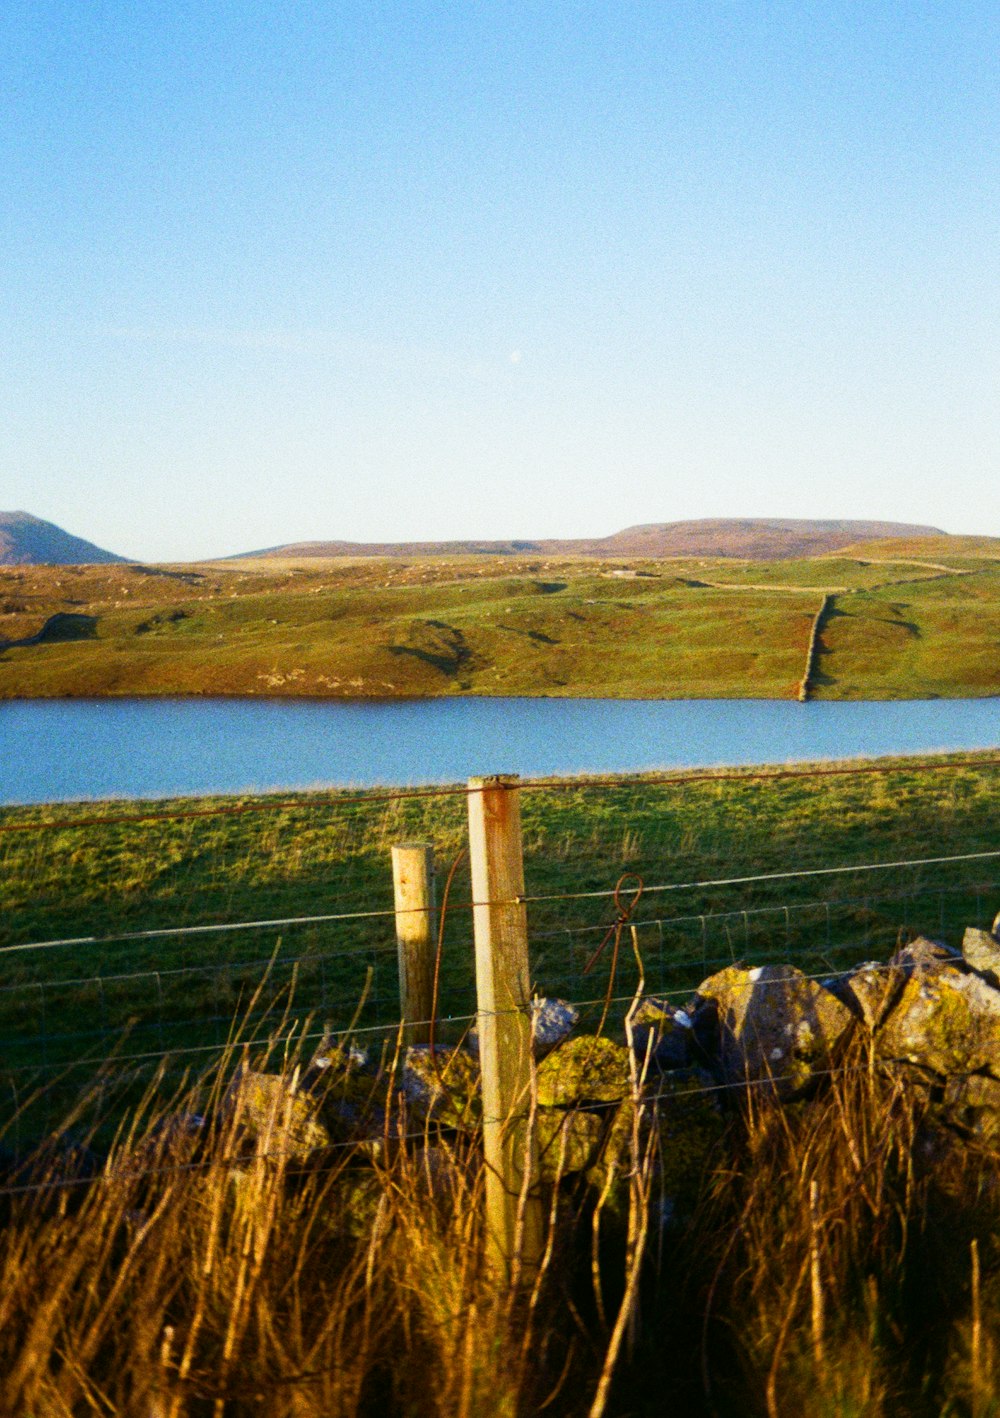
top-left (243, 518), bottom-right (945, 563)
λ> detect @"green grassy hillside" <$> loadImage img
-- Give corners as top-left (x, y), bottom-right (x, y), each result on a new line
top-left (1, 542), bottom-right (998, 699)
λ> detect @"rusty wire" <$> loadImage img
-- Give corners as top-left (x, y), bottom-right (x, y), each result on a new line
top-left (585, 874), bottom-right (644, 1039)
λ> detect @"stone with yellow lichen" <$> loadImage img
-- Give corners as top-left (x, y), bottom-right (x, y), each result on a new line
top-left (535, 1106), bottom-right (605, 1180)
top-left (629, 996), bottom-right (693, 1069)
top-left (830, 960), bottom-right (904, 1031)
top-left (585, 1096), bottom-right (636, 1229)
top-left (943, 1074), bottom-right (1000, 1141)
top-left (877, 967), bottom-right (1000, 1078)
top-left (401, 1046), bottom-right (482, 1129)
top-left (963, 926), bottom-right (1000, 982)
top-left (650, 1069), bottom-right (726, 1222)
top-left (693, 963), bottom-right (854, 1099)
top-left (224, 1069), bottom-right (332, 1162)
top-left (536, 1035), bottom-right (632, 1107)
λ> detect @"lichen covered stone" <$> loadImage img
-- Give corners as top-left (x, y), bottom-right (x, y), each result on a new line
top-left (963, 926), bottom-right (1000, 981)
top-left (401, 1046), bottom-right (481, 1129)
top-left (829, 961), bottom-right (902, 1031)
top-left (531, 996), bottom-right (579, 1055)
top-left (943, 1074), bottom-right (1000, 1140)
top-left (536, 1035), bottom-right (632, 1107)
top-left (585, 1097), bottom-right (635, 1228)
top-left (629, 997), bottom-right (693, 1070)
top-left (225, 1070), bottom-right (331, 1162)
top-left (889, 936), bottom-right (961, 973)
top-left (876, 967), bottom-right (1000, 1078)
top-left (535, 1106), bottom-right (605, 1180)
top-left (334, 1169), bottom-right (387, 1241)
top-left (694, 963), bottom-right (854, 1098)
top-left (650, 1069), bottom-right (726, 1222)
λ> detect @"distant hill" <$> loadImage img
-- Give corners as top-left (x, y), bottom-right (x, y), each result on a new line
top-left (0, 512), bottom-right (127, 566)
top-left (241, 518), bottom-right (947, 563)
top-left (833, 533), bottom-right (1000, 561)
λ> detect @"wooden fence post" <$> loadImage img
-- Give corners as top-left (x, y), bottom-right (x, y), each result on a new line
top-left (467, 774), bottom-right (543, 1284)
top-left (391, 842), bottom-right (437, 1046)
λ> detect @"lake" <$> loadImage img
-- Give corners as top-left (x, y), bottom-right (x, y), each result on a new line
top-left (1, 696), bottom-right (998, 805)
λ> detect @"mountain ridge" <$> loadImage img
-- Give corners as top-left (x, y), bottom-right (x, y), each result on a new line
top-left (0, 512), bottom-right (126, 566)
top-left (239, 518), bottom-right (947, 563)
top-left (1, 513), bottom-right (959, 567)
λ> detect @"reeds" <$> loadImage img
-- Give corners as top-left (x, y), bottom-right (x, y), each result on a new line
top-left (7, 1020), bottom-right (1000, 1415)
top-left (0, 1023), bottom-right (619, 1418)
top-left (681, 1031), bottom-right (1000, 1417)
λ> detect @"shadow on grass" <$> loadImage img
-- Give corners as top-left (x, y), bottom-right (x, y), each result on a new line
top-left (0, 612), bottom-right (98, 653)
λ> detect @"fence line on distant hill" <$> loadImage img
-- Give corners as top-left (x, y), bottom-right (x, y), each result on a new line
top-left (798, 593), bottom-right (834, 701)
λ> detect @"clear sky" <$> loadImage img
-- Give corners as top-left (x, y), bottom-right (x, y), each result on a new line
top-left (3, 2), bottom-right (998, 561)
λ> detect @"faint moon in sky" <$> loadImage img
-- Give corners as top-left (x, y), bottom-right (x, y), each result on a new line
top-left (509, 349), bottom-right (522, 364)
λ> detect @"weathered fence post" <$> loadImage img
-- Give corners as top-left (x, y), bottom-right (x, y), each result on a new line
top-left (391, 842), bottom-right (437, 1046)
top-left (467, 774), bottom-right (543, 1284)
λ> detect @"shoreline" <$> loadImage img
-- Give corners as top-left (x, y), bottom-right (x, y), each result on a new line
top-left (4, 686), bottom-right (1000, 704)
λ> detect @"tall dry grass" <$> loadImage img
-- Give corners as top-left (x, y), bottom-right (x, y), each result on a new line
top-left (7, 1021), bottom-right (1000, 1415)
top-left (678, 1031), bottom-right (1000, 1418)
top-left (0, 1024), bottom-right (631, 1418)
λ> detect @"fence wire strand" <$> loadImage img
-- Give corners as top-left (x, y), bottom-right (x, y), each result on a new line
top-left (5, 847), bottom-right (997, 959)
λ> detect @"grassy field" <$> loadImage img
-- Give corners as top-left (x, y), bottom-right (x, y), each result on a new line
top-left (2, 755), bottom-right (1000, 1415)
top-left (1, 537), bottom-right (998, 699)
top-left (2, 753), bottom-right (998, 1104)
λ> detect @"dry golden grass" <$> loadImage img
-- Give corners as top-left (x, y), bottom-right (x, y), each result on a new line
top-left (7, 1006), bottom-right (1000, 1416)
top-left (0, 1017), bottom-right (635, 1418)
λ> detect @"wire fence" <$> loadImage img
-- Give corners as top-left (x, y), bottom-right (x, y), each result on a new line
top-left (3, 873), bottom-right (997, 1077)
top-left (1, 755), bottom-right (998, 1140)
top-left (0, 1051), bottom-right (899, 1202)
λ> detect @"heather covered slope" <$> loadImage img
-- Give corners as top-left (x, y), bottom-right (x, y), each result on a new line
top-left (0, 511), bottom-right (126, 566)
top-left (243, 517), bottom-right (946, 562)
top-left (0, 545), bottom-right (997, 699)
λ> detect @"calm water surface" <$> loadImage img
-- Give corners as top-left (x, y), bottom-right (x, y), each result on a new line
top-left (1, 696), bottom-right (998, 805)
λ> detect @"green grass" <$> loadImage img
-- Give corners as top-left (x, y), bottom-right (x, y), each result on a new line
top-left (2, 754), bottom-right (998, 1106)
top-left (812, 567), bottom-right (1000, 698)
top-left (2, 542), bottom-right (999, 699)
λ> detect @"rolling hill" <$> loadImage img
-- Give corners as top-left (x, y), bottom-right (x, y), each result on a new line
top-left (2, 540), bottom-right (998, 701)
top-left (241, 518), bottom-right (946, 562)
top-left (0, 512), bottom-right (126, 566)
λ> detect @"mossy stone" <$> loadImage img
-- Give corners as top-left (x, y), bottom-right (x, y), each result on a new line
top-left (877, 968), bottom-right (1000, 1078)
top-left (585, 1097), bottom-right (635, 1229)
top-left (830, 961), bottom-right (903, 1031)
top-left (963, 926), bottom-right (1000, 981)
top-left (536, 1036), bottom-right (632, 1107)
top-left (694, 964), bottom-right (854, 1098)
top-left (650, 1070), bottom-right (726, 1221)
top-left (331, 1168), bottom-right (386, 1241)
top-left (401, 1046), bottom-right (481, 1130)
top-left (943, 1074), bottom-right (1000, 1141)
top-left (225, 1070), bottom-right (331, 1162)
top-left (535, 1107), bottom-right (605, 1180)
top-left (630, 997), bottom-right (692, 1069)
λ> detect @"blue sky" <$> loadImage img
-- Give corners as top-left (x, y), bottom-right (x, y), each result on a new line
top-left (3, 2), bottom-right (998, 560)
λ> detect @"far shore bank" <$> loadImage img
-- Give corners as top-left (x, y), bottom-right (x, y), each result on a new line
top-left (1, 549), bottom-right (998, 702)
top-left (3, 696), bottom-right (998, 808)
